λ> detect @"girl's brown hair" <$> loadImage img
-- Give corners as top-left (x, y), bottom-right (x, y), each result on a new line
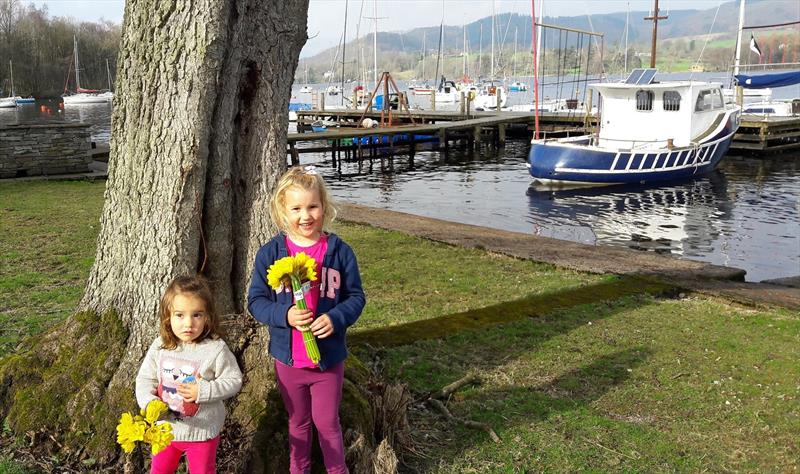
top-left (158, 275), bottom-right (220, 349)
top-left (269, 166), bottom-right (337, 237)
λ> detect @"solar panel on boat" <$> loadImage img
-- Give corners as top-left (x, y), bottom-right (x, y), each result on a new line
top-left (639, 68), bottom-right (657, 85)
top-left (625, 69), bottom-right (646, 84)
top-left (625, 68), bottom-right (658, 85)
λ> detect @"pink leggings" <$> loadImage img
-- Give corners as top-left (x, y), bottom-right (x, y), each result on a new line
top-left (150, 435), bottom-right (219, 474)
top-left (275, 361), bottom-right (348, 474)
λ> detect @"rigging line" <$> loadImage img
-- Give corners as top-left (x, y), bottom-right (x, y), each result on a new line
top-left (690, 0), bottom-right (723, 82)
top-left (743, 20), bottom-right (800, 30)
top-left (557, 30), bottom-right (566, 104)
top-left (584, 2), bottom-right (604, 75)
top-left (584, 32), bottom-right (592, 107)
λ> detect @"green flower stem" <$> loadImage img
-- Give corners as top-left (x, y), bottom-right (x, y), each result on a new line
top-left (290, 274), bottom-right (321, 364)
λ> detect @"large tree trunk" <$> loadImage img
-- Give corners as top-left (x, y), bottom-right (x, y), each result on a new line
top-left (0, 1), bottom-right (387, 472)
top-left (81, 0), bottom-right (306, 363)
top-left (78, 2), bottom-right (311, 467)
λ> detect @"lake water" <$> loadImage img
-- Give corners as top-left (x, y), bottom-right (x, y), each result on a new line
top-left (2, 76), bottom-right (798, 282)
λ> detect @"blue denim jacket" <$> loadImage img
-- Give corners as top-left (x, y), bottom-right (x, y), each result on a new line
top-left (247, 233), bottom-right (365, 370)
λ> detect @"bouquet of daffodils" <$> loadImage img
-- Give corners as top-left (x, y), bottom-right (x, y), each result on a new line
top-left (116, 399), bottom-right (173, 455)
top-left (266, 252), bottom-right (321, 364)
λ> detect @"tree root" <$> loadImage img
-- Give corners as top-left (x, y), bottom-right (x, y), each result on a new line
top-left (425, 374), bottom-right (501, 444)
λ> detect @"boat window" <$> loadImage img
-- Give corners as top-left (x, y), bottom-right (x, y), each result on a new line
top-left (695, 90), bottom-right (713, 111)
top-left (711, 89), bottom-right (724, 109)
top-left (663, 91), bottom-right (681, 111)
top-left (636, 90), bottom-right (654, 111)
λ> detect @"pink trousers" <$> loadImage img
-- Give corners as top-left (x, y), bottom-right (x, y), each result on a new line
top-left (275, 361), bottom-right (348, 474)
top-left (150, 435), bottom-right (220, 474)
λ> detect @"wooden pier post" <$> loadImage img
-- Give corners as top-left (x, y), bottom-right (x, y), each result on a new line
top-left (289, 142), bottom-right (299, 165)
top-left (431, 91), bottom-right (436, 111)
top-left (320, 92), bottom-right (325, 112)
top-left (439, 128), bottom-right (447, 153)
top-left (460, 92), bottom-right (466, 116)
top-left (498, 124), bottom-right (506, 147)
top-left (496, 91), bottom-right (501, 111)
top-left (473, 126), bottom-right (481, 149)
top-left (584, 93), bottom-right (593, 130)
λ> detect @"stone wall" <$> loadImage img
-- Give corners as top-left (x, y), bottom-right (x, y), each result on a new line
top-left (0, 123), bottom-right (92, 178)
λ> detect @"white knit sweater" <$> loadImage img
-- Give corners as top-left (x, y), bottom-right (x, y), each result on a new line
top-left (135, 336), bottom-right (243, 442)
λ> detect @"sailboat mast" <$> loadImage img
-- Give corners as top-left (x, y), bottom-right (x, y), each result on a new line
top-left (513, 27), bottom-right (517, 78)
top-left (532, 0), bottom-right (540, 139)
top-left (645, 0), bottom-right (668, 68)
top-left (8, 61), bottom-right (13, 96)
top-left (491, 0), bottom-right (495, 78)
top-left (624, 1), bottom-right (630, 72)
top-left (341, 0), bottom-right (348, 106)
top-left (733, 0), bottom-right (746, 76)
top-left (372, 0), bottom-right (378, 89)
top-left (463, 25), bottom-right (467, 77)
top-left (479, 23), bottom-right (483, 77)
top-left (106, 59), bottom-right (112, 91)
top-left (422, 31), bottom-right (426, 81)
top-left (73, 35), bottom-right (81, 90)
top-left (535, 0), bottom-right (542, 78)
top-left (434, 22), bottom-right (443, 85)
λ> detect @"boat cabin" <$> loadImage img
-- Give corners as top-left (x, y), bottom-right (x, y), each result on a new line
top-left (592, 69), bottom-right (733, 149)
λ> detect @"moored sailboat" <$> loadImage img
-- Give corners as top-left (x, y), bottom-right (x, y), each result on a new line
top-left (62, 36), bottom-right (113, 105)
top-left (0, 61), bottom-right (22, 108)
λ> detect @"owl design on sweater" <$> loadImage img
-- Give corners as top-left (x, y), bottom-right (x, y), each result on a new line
top-left (157, 356), bottom-right (200, 418)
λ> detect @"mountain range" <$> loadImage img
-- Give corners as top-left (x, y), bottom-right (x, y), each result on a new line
top-left (299, 0), bottom-right (798, 80)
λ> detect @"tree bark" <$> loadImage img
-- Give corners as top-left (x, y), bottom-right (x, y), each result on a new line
top-left (80, 0), bottom-right (308, 382)
top-left (0, 0), bottom-right (315, 471)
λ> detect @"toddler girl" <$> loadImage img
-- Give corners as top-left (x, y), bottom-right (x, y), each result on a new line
top-left (136, 275), bottom-right (243, 474)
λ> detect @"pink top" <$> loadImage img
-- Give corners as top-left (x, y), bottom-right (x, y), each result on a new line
top-left (286, 234), bottom-right (328, 368)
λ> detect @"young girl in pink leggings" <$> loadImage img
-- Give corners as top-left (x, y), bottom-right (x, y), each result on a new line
top-left (248, 166), bottom-right (366, 473)
top-left (136, 275), bottom-right (243, 473)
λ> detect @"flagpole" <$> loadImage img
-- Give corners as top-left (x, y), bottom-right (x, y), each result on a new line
top-left (733, 0), bottom-right (745, 76)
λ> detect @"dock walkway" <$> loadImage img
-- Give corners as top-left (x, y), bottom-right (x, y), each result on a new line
top-left (288, 109), bottom-right (800, 159)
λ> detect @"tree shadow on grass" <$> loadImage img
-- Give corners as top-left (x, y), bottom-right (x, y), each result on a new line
top-left (351, 274), bottom-right (673, 351)
top-left (408, 347), bottom-right (655, 472)
top-left (348, 275), bottom-right (672, 471)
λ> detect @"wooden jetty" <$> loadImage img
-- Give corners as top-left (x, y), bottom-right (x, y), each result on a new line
top-left (287, 109), bottom-right (594, 164)
top-left (286, 109), bottom-right (800, 163)
top-left (730, 114), bottom-right (800, 152)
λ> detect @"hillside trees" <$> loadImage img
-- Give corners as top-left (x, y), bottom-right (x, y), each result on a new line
top-left (0, 0), bottom-right (120, 96)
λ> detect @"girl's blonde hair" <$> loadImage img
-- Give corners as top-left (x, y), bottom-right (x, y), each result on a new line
top-left (158, 275), bottom-right (220, 349)
top-left (269, 166), bottom-right (337, 235)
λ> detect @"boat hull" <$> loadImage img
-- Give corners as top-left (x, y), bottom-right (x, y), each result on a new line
top-left (63, 92), bottom-right (113, 105)
top-left (527, 113), bottom-right (739, 185)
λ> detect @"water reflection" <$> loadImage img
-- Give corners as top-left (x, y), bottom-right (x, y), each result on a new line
top-left (319, 143), bottom-right (798, 282)
top-left (0, 99), bottom-right (112, 145)
top-left (525, 172), bottom-right (734, 256)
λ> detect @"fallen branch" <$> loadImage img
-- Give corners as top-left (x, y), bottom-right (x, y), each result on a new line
top-left (429, 373), bottom-right (480, 400)
top-left (426, 398), bottom-right (501, 444)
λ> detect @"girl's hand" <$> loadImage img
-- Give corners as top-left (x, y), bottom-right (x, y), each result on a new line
top-left (177, 382), bottom-right (198, 403)
top-left (310, 314), bottom-right (334, 339)
top-left (287, 305), bottom-right (314, 330)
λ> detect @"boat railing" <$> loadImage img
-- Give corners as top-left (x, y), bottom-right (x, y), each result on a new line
top-left (593, 135), bottom-right (671, 150)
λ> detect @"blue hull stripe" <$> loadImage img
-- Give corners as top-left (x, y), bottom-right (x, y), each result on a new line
top-left (529, 112), bottom-right (738, 184)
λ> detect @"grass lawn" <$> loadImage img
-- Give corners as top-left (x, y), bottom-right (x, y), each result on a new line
top-left (1, 179), bottom-right (798, 472)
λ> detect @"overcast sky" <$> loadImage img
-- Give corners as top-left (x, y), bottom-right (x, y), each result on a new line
top-left (33, 0), bottom-right (766, 57)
